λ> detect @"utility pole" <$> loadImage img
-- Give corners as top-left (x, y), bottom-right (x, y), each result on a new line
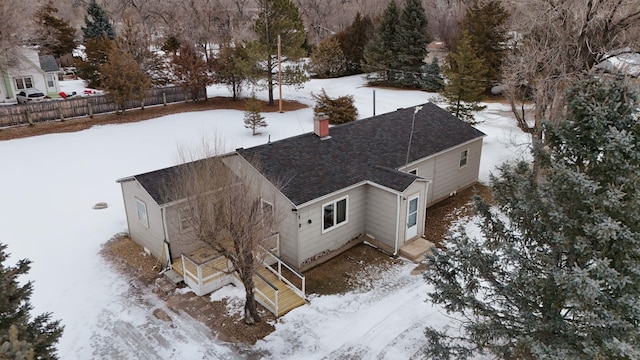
top-left (278, 35), bottom-right (283, 113)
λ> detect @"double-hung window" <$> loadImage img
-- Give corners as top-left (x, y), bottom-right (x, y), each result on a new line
top-left (322, 196), bottom-right (348, 232)
top-left (261, 199), bottom-right (274, 233)
top-left (14, 77), bottom-right (33, 90)
top-left (135, 198), bottom-right (149, 228)
top-left (459, 149), bottom-right (469, 168)
top-left (178, 208), bottom-right (192, 232)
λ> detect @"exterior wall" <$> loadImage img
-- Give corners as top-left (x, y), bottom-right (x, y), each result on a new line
top-left (223, 154), bottom-right (299, 266)
top-left (163, 203), bottom-right (206, 259)
top-left (7, 49), bottom-right (48, 98)
top-left (403, 138), bottom-right (483, 206)
top-left (364, 185), bottom-right (399, 249)
top-left (296, 185), bottom-right (367, 267)
top-left (120, 180), bottom-right (166, 261)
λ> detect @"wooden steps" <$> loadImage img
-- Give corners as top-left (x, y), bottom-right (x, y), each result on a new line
top-left (254, 268), bottom-right (306, 316)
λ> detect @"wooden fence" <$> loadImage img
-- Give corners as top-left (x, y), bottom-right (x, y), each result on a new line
top-left (0, 86), bottom-right (206, 128)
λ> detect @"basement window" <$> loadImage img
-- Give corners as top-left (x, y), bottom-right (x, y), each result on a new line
top-left (135, 198), bottom-right (149, 228)
top-left (322, 196), bottom-right (348, 232)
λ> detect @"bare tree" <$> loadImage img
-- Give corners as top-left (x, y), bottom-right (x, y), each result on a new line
top-left (503, 0), bottom-right (640, 145)
top-left (167, 139), bottom-right (282, 324)
top-left (0, 0), bottom-right (36, 65)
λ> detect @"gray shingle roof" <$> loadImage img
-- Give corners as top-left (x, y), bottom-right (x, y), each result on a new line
top-left (237, 102), bottom-right (485, 206)
top-left (38, 55), bottom-right (60, 73)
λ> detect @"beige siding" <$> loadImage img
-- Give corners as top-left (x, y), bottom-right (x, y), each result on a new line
top-left (430, 139), bottom-right (483, 204)
top-left (163, 203), bottom-right (206, 259)
top-left (364, 185), bottom-right (399, 249)
top-left (223, 154), bottom-right (299, 266)
top-left (296, 186), bottom-right (367, 266)
top-left (120, 180), bottom-right (165, 260)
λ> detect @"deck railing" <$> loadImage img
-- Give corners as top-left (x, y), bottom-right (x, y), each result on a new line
top-left (253, 272), bottom-right (279, 316)
top-left (181, 253), bottom-right (231, 296)
top-left (262, 248), bottom-right (306, 299)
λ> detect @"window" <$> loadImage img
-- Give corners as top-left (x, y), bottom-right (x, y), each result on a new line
top-left (261, 199), bottom-right (274, 232)
top-left (178, 208), bottom-right (192, 232)
top-left (459, 149), bottom-right (469, 168)
top-left (135, 198), bottom-right (149, 228)
top-left (14, 77), bottom-right (33, 90)
top-left (322, 196), bottom-right (348, 232)
top-left (409, 169), bottom-right (417, 175)
top-left (46, 74), bottom-right (55, 88)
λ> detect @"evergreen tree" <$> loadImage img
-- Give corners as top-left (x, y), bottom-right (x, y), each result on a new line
top-left (424, 76), bottom-right (640, 359)
top-left (421, 57), bottom-right (444, 92)
top-left (362, 1), bottom-right (401, 86)
top-left (0, 243), bottom-right (63, 360)
top-left (312, 89), bottom-right (358, 125)
top-left (441, 30), bottom-right (487, 124)
top-left (172, 42), bottom-right (212, 101)
top-left (309, 36), bottom-right (346, 78)
top-left (75, 37), bottom-right (113, 88)
top-left (214, 44), bottom-right (251, 101)
top-left (247, 0), bottom-right (308, 106)
top-left (397, 0), bottom-right (430, 88)
top-left (99, 43), bottom-right (152, 114)
top-left (335, 12), bottom-right (374, 75)
top-left (243, 95), bottom-right (267, 135)
top-left (81, 0), bottom-right (115, 41)
top-left (457, 0), bottom-right (510, 89)
top-left (34, 1), bottom-right (77, 59)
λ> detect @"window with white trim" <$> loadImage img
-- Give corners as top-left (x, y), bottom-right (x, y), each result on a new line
top-left (135, 198), bottom-right (149, 228)
top-left (178, 207), bottom-right (192, 232)
top-left (459, 149), bottom-right (469, 168)
top-left (322, 196), bottom-right (348, 232)
top-left (14, 77), bottom-right (33, 90)
top-left (46, 74), bottom-right (55, 88)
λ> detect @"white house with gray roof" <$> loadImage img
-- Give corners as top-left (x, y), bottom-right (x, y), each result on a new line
top-left (0, 48), bottom-right (61, 103)
top-left (117, 103), bottom-right (485, 273)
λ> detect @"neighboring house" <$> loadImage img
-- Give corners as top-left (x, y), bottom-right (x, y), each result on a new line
top-left (117, 103), bottom-right (485, 275)
top-left (0, 48), bottom-right (61, 103)
top-left (594, 47), bottom-right (640, 77)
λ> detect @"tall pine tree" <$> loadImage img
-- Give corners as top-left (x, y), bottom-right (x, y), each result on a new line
top-left (81, 0), bottom-right (115, 41)
top-left (0, 243), bottom-right (63, 360)
top-left (424, 76), bottom-right (640, 359)
top-left (247, 0), bottom-right (307, 106)
top-left (335, 12), bottom-right (374, 76)
top-left (441, 30), bottom-right (487, 124)
top-left (99, 43), bottom-right (151, 113)
top-left (172, 42), bottom-right (212, 101)
top-left (362, 1), bottom-right (401, 86)
top-left (34, 1), bottom-right (77, 59)
top-left (397, 0), bottom-right (430, 88)
top-left (309, 36), bottom-right (346, 78)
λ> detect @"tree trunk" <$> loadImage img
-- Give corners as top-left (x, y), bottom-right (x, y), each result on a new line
top-left (242, 275), bottom-right (261, 324)
top-left (267, 57), bottom-right (274, 106)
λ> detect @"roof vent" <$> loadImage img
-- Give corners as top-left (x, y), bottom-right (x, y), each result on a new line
top-left (313, 113), bottom-right (330, 139)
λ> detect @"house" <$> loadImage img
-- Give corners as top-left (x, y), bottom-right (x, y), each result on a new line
top-left (117, 102), bottom-right (485, 276)
top-left (0, 48), bottom-right (61, 103)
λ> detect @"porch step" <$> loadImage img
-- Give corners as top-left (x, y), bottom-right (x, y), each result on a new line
top-left (399, 238), bottom-right (435, 263)
top-left (254, 269), bottom-right (306, 316)
top-left (163, 269), bottom-right (184, 285)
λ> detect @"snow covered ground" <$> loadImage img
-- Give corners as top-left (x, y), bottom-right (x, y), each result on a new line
top-left (0, 75), bottom-right (530, 359)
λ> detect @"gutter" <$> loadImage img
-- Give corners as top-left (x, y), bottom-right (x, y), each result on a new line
top-left (394, 192), bottom-right (401, 257)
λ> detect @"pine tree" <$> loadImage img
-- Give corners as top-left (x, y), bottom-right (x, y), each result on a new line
top-left (309, 36), bottom-right (346, 78)
top-left (214, 44), bottom-right (251, 101)
top-left (74, 37), bottom-right (113, 88)
top-left (457, 0), bottom-right (510, 89)
top-left (362, 1), bottom-right (401, 86)
top-left (81, 0), bottom-right (115, 41)
top-left (335, 12), bottom-right (374, 76)
top-left (172, 42), bottom-right (212, 101)
top-left (99, 43), bottom-right (151, 114)
top-left (34, 1), bottom-right (77, 59)
top-left (243, 95), bottom-right (267, 135)
top-left (247, 0), bottom-right (307, 106)
top-left (312, 89), bottom-right (358, 125)
top-left (441, 30), bottom-right (487, 124)
top-left (421, 57), bottom-right (444, 92)
top-left (424, 76), bottom-right (640, 360)
top-left (396, 0), bottom-right (430, 88)
top-left (0, 243), bottom-right (63, 360)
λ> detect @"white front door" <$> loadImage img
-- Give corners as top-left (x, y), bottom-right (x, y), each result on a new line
top-left (406, 194), bottom-right (419, 240)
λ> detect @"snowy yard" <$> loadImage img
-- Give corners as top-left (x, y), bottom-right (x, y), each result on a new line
top-left (0, 75), bottom-right (530, 359)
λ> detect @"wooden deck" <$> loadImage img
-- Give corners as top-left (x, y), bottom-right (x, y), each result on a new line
top-left (254, 268), bottom-right (306, 316)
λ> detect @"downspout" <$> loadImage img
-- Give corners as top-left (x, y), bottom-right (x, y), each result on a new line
top-left (394, 192), bottom-right (401, 257)
top-left (161, 207), bottom-right (171, 270)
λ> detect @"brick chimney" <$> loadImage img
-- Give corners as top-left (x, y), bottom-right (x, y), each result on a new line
top-left (313, 113), bottom-right (330, 139)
